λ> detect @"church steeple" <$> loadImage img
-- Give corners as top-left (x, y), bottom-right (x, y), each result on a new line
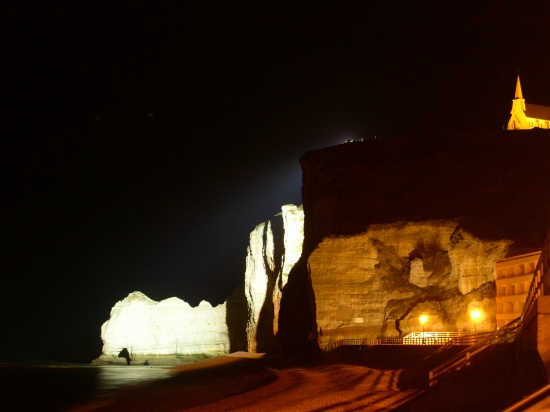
top-left (514, 74), bottom-right (524, 99)
top-left (507, 73), bottom-right (550, 130)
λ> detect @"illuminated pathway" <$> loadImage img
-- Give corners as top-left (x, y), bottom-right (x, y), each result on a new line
top-left (184, 364), bottom-right (423, 412)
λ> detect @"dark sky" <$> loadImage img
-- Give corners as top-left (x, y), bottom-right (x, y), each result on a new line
top-left (2, 2), bottom-right (550, 362)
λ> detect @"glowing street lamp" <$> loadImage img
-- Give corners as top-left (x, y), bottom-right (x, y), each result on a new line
top-left (470, 309), bottom-right (482, 334)
top-left (419, 314), bottom-right (428, 342)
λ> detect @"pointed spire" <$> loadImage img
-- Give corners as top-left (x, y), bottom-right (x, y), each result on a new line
top-left (515, 73), bottom-right (523, 99)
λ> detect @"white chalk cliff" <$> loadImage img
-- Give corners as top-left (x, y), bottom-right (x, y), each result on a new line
top-left (273, 205), bottom-right (304, 335)
top-left (100, 292), bottom-right (229, 357)
top-left (245, 205), bottom-right (304, 352)
top-left (96, 204), bottom-right (304, 363)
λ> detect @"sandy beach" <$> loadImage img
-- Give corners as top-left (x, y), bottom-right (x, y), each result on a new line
top-left (72, 352), bottom-right (424, 411)
top-left (4, 344), bottom-right (547, 411)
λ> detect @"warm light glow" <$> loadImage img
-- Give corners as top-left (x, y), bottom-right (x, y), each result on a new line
top-left (470, 309), bottom-right (482, 321)
top-left (419, 314), bottom-right (428, 325)
top-left (507, 75), bottom-right (550, 130)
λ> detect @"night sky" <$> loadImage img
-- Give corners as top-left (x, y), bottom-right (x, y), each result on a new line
top-left (3, 2), bottom-right (550, 362)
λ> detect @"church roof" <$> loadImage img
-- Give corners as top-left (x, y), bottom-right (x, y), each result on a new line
top-left (515, 75), bottom-right (523, 99)
top-left (525, 103), bottom-right (550, 121)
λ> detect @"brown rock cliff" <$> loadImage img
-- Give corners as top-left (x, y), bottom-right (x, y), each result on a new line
top-left (278, 130), bottom-right (550, 357)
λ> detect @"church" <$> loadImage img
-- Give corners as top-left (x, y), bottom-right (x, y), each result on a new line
top-left (508, 75), bottom-right (550, 130)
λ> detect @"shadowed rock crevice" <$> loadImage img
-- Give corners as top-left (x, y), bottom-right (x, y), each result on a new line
top-left (226, 285), bottom-right (248, 353)
top-left (255, 217), bottom-right (284, 352)
top-left (278, 256), bottom-right (320, 360)
top-left (409, 237), bottom-right (452, 286)
top-left (372, 239), bottom-right (409, 281)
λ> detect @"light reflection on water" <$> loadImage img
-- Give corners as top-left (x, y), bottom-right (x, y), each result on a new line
top-left (0, 363), bottom-right (185, 411)
top-left (96, 366), bottom-right (175, 391)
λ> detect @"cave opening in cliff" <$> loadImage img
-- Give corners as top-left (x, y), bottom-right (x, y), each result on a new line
top-left (394, 296), bottom-right (445, 337)
top-left (117, 348), bottom-right (131, 365)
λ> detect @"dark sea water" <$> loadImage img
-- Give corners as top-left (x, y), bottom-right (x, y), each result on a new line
top-left (0, 363), bottom-right (175, 411)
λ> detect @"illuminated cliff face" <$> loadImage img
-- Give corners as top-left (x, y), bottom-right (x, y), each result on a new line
top-left (273, 205), bottom-right (304, 335)
top-left (100, 292), bottom-right (229, 357)
top-left (97, 204), bottom-right (304, 361)
top-left (309, 220), bottom-right (509, 346)
top-left (245, 204), bottom-right (304, 352)
top-left (508, 75), bottom-right (550, 130)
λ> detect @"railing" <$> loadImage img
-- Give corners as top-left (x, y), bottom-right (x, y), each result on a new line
top-left (501, 382), bottom-right (550, 412)
top-left (321, 339), bottom-right (363, 351)
top-left (419, 332), bottom-right (489, 366)
top-left (446, 332), bottom-right (491, 346)
top-left (402, 332), bottom-right (478, 346)
top-left (428, 318), bottom-right (521, 386)
top-left (519, 229), bottom-right (549, 328)
top-left (427, 228), bottom-right (550, 388)
top-left (499, 270), bottom-right (534, 280)
top-left (402, 337), bottom-right (468, 345)
top-left (403, 331), bottom-right (471, 340)
top-left (320, 333), bottom-right (478, 352)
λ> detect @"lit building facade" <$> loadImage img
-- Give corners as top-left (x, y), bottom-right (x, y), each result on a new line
top-left (495, 251), bottom-right (541, 328)
top-left (507, 75), bottom-right (550, 130)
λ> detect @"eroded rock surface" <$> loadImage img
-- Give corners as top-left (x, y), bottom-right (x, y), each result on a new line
top-left (96, 204), bottom-right (304, 362)
top-left (273, 205), bottom-right (304, 335)
top-left (245, 204), bottom-right (304, 352)
top-left (310, 221), bottom-right (508, 346)
top-left (279, 130), bottom-right (550, 356)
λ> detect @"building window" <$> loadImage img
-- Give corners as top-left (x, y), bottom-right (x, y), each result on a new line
top-left (504, 302), bottom-right (512, 313)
